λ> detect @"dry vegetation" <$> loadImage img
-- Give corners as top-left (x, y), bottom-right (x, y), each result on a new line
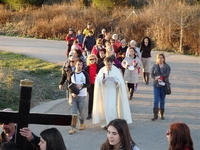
top-left (0, 0), bottom-right (200, 55)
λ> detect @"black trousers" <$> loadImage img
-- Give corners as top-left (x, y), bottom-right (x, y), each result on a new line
top-left (88, 84), bottom-right (94, 115)
top-left (127, 83), bottom-right (135, 92)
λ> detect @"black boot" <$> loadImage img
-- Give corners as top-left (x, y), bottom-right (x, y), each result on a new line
top-left (129, 88), bottom-right (133, 100)
top-left (160, 108), bottom-right (165, 120)
top-left (151, 108), bottom-right (158, 121)
top-left (142, 72), bottom-right (146, 83)
top-left (86, 114), bottom-right (92, 120)
top-left (146, 72), bottom-right (149, 85)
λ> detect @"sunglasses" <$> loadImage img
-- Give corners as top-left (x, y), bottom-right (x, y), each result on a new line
top-left (166, 130), bottom-right (170, 136)
top-left (70, 61), bottom-right (75, 63)
top-left (89, 58), bottom-right (95, 61)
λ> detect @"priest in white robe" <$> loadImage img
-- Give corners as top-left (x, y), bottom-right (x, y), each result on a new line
top-left (92, 56), bottom-right (132, 128)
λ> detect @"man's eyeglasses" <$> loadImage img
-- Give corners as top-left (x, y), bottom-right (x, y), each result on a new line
top-left (70, 61), bottom-right (75, 63)
top-left (166, 130), bottom-right (170, 136)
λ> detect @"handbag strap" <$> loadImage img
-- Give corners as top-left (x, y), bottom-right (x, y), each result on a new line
top-left (157, 64), bottom-right (162, 75)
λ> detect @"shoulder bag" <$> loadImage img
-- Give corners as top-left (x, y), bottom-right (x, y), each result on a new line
top-left (157, 64), bottom-right (171, 95)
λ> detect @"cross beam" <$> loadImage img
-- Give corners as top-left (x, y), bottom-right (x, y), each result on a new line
top-left (0, 79), bottom-right (72, 150)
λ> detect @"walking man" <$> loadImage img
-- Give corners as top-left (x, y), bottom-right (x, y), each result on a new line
top-left (68, 59), bottom-right (90, 134)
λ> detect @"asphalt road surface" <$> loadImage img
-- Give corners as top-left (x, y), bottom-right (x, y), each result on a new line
top-left (0, 35), bottom-right (200, 150)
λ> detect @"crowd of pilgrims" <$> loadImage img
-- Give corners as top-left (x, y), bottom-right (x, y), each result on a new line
top-left (65, 22), bottom-right (147, 100)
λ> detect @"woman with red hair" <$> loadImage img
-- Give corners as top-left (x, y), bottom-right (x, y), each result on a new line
top-left (167, 122), bottom-right (194, 150)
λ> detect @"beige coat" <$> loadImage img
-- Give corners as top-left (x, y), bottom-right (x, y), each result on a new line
top-left (121, 56), bottom-right (142, 83)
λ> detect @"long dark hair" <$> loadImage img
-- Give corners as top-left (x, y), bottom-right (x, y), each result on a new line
top-left (100, 119), bottom-right (136, 150)
top-left (169, 122), bottom-right (194, 150)
top-left (40, 128), bottom-right (67, 150)
top-left (141, 36), bottom-right (152, 49)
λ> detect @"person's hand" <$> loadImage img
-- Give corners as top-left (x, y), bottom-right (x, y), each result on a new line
top-left (114, 81), bottom-right (118, 86)
top-left (155, 76), bottom-right (160, 81)
top-left (59, 85), bottom-right (63, 90)
top-left (102, 79), bottom-right (106, 84)
top-left (71, 93), bottom-right (77, 97)
top-left (20, 127), bottom-right (33, 141)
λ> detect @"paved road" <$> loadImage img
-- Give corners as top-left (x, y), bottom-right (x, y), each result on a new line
top-left (0, 35), bottom-right (200, 150)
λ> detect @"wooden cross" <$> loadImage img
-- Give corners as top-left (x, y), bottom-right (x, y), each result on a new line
top-left (0, 79), bottom-right (72, 150)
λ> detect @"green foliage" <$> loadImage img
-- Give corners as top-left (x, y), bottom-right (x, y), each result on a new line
top-left (92, 0), bottom-right (115, 9)
top-left (0, 51), bottom-right (65, 110)
top-left (2, 0), bottom-right (43, 7)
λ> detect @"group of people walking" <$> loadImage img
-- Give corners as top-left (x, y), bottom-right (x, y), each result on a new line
top-left (0, 23), bottom-right (194, 150)
top-left (57, 22), bottom-right (194, 150)
top-left (60, 22), bottom-right (171, 126)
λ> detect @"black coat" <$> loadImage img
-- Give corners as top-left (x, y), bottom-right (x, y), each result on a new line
top-left (0, 131), bottom-right (40, 150)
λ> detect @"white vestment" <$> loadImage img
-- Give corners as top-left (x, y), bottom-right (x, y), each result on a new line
top-left (92, 65), bottom-right (132, 125)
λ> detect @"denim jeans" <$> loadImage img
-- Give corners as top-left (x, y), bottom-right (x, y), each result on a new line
top-left (71, 96), bottom-right (86, 127)
top-left (153, 85), bottom-right (166, 108)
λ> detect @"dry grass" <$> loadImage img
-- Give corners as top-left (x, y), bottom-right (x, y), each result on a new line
top-left (0, 1), bottom-right (199, 55)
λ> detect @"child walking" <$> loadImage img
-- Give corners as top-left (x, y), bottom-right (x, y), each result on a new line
top-left (122, 47), bottom-right (142, 100)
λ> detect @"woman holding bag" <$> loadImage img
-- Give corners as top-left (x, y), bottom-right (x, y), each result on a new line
top-left (151, 53), bottom-right (171, 121)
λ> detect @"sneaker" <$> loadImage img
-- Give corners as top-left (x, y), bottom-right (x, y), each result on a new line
top-left (79, 124), bottom-right (85, 130)
top-left (68, 128), bottom-right (76, 134)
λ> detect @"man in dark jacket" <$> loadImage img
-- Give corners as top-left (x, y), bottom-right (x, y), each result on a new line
top-left (59, 55), bottom-right (78, 106)
top-left (83, 31), bottom-right (96, 56)
top-left (0, 108), bottom-right (40, 150)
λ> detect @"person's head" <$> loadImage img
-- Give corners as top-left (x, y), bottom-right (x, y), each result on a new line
top-left (101, 119), bottom-right (135, 150)
top-left (129, 40), bottom-right (137, 47)
top-left (1, 142), bottom-right (20, 150)
top-left (69, 51), bottom-right (75, 58)
top-left (128, 47), bottom-right (136, 57)
top-left (110, 39), bottom-right (115, 45)
top-left (141, 36), bottom-right (151, 48)
top-left (101, 28), bottom-right (106, 34)
top-left (39, 128), bottom-right (66, 150)
top-left (167, 122), bottom-right (194, 150)
top-left (77, 29), bottom-right (82, 35)
top-left (73, 40), bottom-right (78, 45)
top-left (106, 46), bottom-right (114, 57)
top-left (88, 30), bottom-right (93, 37)
top-left (99, 48), bottom-right (106, 59)
top-left (75, 59), bottom-right (83, 72)
top-left (69, 55), bottom-right (77, 67)
top-left (87, 22), bottom-right (92, 29)
top-left (96, 38), bottom-right (103, 45)
top-left (156, 53), bottom-right (166, 64)
top-left (74, 49), bottom-right (82, 58)
top-left (68, 28), bottom-right (73, 34)
top-left (105, 32), bottom-right (111, 39)
top-left (112, 34), bottom-right (118, 41)
top-left (1, 108), bottom-right (15, 135)
top-left (105, 41), bottom-right (111, 47)
top-left (120, 39), bottom-right (126, 47)
top-left (87, 54), bottom-right (98, 66)
top-left (103, 57), bottom-right (113, 71)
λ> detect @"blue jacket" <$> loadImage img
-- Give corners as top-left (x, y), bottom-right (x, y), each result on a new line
top-left (83, 35), bottom-right (96, 52)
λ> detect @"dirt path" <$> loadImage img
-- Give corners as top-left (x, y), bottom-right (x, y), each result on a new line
top-left (0, 35), bottom-right (200, 150)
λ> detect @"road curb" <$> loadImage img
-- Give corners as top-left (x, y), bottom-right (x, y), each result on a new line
top-left (30, 98), bottom-right (66, 113)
